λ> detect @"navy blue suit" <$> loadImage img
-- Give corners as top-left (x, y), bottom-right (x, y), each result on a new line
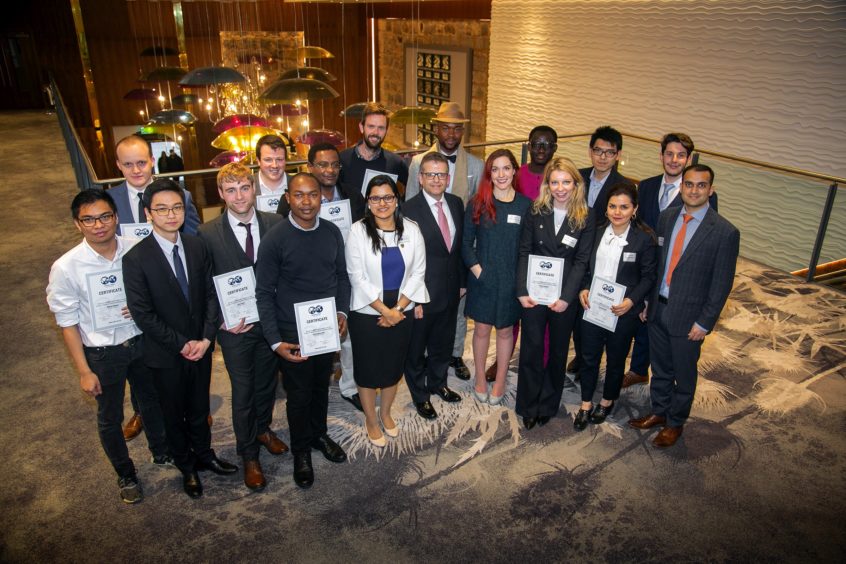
top-left (108, 181), bottom-right (201, 236)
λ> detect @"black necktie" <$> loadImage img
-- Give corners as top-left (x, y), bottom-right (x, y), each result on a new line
top-left (172, 244), bottom-right (189, 300)
top-left (136, 192), bottom-right (145, 223)
top-left (444, 154), bottom-right (457, 163)
top-left (238, 222), bottom-right (254, 263)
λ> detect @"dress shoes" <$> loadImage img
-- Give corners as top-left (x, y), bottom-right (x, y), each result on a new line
top-left (378, 408), bottom-right (399, 438)
top-left (488, 393), bottom-right (505, 407)
top-left (590, 402), bottom-right (615, 424)
top-left (573, 407), bottom-right (592, 431)
top-left (622, 371), bottom-right (649, 389)
top-left (450, 356), bottom-right (471, 380)
top-left (485, 362), bottom-right (497, 382)
top-left (243, 459), bottom-right (266, 491)
top-left (653, 425), bottom-right (684, 447)
top-left (628, 414), bottom-right (667, 430)
top-left (537, 415), bottom-right (551, 427)
top-left (415, 400), bottom-right (438, 420)
top-left (311, 434), bottom-right (347, 463)
top-left (196, 455), bottom-right (239, 475)
top-left (122, 413), bottom-right (143, 441)
top-left (471, 387), bottom-right (488, 404)
top-left (341, 392), bottom-right (364, 412)
top-left (293, 451), bottom-right (314, 489)
top-left (366, 427), bottom-right (387, 448)
top-left (523, 416), bottom-right (538, 430)
top-left (182, 471), bottom-right (203, 498)
top-left (434, 386), bottom-right (462, 403)
top-left (257, 429), bottom-right (289, 455)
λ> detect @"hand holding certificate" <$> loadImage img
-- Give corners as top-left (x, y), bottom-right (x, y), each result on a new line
top-left (213, 267), bottom-right (260, 330)
top-left (526, 255), bottom-right (564, 306)
top-left (294, 297), bottom-right (341, 357)
top-left (86, 269), bottom-right (135, 331)
top-left (582, 276), bottom-right (626, 332)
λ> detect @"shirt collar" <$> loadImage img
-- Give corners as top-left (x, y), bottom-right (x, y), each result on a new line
top-left (152, 229), bottom-right (182, 252)
top-left (661, 174), bottom-right (682, 190)
top-left (288, 214), bottom-right (320, 231)
top-left (421, 189), bottom-right (445, 208)
top-left (354, 140), bottom-right (383, 161)
top-left (227, 208), bottom-right (256, 230)
top-left (603, 223), bottom-right (631, 244)
top-left (81, 237), bottom-right (124, 263)
top-left (682, 205), bottom-right (710, 222)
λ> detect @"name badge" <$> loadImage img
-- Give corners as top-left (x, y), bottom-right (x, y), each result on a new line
top-left (562, 234), bottom-right (578, 247)
top-left (658, 236), bottom-right (665, 246)
top-left (623, 252), bottom-right (636, 262)
top-left (507, 214), bottom-right (521, 225)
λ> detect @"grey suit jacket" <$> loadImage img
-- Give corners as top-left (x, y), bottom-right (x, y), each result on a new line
top-left (405, 143), bottom-right (483, 202)
top-left (108, 181), bottom-right (201, 236)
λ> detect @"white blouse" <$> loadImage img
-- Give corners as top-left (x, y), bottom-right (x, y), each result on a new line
top-left (594, 223), bottom-right (630, 282)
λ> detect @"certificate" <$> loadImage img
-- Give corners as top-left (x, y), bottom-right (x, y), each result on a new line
top-left (583, 276), bottom-right (626, 332)
top-left (527, 254), bottom-right (564, 306)
top-left (213, 268), bottom-right (260, 330)
top-left (122, 222), bottom-right (153, 241)
top-left (361, 169), bottom-right (399, 196)
top-left (86, 269), bottom-right (134, 331)
top-left (294, 297), bottom-right (341, 357)
top-left (320, 199), bottom-right (352, 241)
top-left (256, 194), bottom-right (282, 213)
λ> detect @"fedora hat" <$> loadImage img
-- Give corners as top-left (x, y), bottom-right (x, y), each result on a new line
top-left (431, 101), bottom-right (469, 124)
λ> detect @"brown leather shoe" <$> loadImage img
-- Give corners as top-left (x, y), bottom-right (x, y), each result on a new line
top-left (243, 459), bottom-right (266, 491)
top-left (652, 425), bottom-right (683, 447)
top-left (622, 371), bottom-right (649, 389)
top-left (485, 362), bottom-right (497, 382)
top-left (257, 430), bottom-right (289, 455)
top-left (122, 413), bottom-right (143, 441)
top-left (628, 414), bottom-right (666, 429)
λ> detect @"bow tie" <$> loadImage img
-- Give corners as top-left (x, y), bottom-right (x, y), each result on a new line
top-left (443, 154), bottom-right (457, 163)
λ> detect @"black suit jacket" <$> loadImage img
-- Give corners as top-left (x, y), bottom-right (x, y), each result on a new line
top-left (197, 210), bottom-right (283, 348)
top-left (123, 233), bottom-right (218, 368)
top-left (580, 223), bottom-right (658, 317)
top-left (638, 174), bottom-right (718, 230)
top-left (402, 192), bottom-right (466, 313)
top-left (579, 166), bottom-right (636, 214)
top-left (516, 207), bottom-right (596, 305)
top-left (276, 182), bottom-right (365, 223)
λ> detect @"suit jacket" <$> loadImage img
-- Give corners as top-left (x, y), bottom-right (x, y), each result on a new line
top-left (580, 223), bottom-right (658, 317)
top-left (516, 207), bottom-right (597, 305)
top-left (197, 210), bottom-right (282, 349)
top-left (649, 206), bottom-right (740, 335)
top-left (579, 166), bottom-right (636, 214)
top-left (123, 233), bottom-right (219, 368)
top-left (108, 181), bottom-right (201, 236)
top-left (402, 192), bottom-right (466, 313)
top-left (275, 182), bottom-right (365, 223)
top-left (405, 143), bottom-right (484, 202)
top-left (638, 174), bottom-right (718, 230)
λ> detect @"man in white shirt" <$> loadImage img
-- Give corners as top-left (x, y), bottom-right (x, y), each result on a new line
top-left (253, 135), bottom-right (291, 213)
top-left (46, 189), bottom-right (172, 504)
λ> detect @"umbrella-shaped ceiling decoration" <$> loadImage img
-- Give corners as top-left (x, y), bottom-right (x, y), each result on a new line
top-left (211, 126), bottom-right (289, 152)
top-left (141, 66), bottom-right (187, 82)
top-left (340, 102), bottom-right (368, 120)
top-left (171, 93), bottom-right (199, 105)
top-left (179, 66), bottom-right (246, 86)
top-left (268, 104), bottom-right (309, 117)
top-left (297, 46), bottom-right (334, 59)
top-left (137, 123), bottom-right (186, 137)
top-left (259, 78), bottom-right (339, 103)
top-left (148, 109), bottom-right (197, 125)
top-left (123, 88), bottom-right (158, 101)
top-left (297, 129), bottom-right (346, 147)
top-left (390, 106), bottom-right (437, 126)
top-left (210, 150), bottom-right (251, 168)
top-left (279, 66), bottom-right (337, 82)
top-left (213, 114), bottom-right (269, 133)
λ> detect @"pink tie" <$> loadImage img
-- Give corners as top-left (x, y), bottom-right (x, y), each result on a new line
top-left (436, 200), bottom-right (451, 251)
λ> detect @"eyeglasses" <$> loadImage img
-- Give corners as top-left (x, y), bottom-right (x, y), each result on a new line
top-left (368, 195), bottom-right (397, 204)
top-left (313, 161), bottom-right (341, 171)
top-left (591, 147), bottom-right (618, 158)
top-left (421, 172), bottom-right (448, 180)
top-left (530, 141), bottom-right (555, 150)
top-left (150, 204), bottom-right (185, 216)
top-left (78, 212), bottom-right (116, 227)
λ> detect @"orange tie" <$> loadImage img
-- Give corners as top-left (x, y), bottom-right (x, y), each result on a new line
top-left (665, 213), bottom-right (693, 287)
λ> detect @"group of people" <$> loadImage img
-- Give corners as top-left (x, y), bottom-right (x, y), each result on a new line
top-left (46, 101), bottom-right (739, 506)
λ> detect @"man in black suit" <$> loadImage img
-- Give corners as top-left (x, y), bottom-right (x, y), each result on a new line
top-left (629, 164), bottom-right (739, 447)
top-left (403, 153), bottom-right (465, 420)
top-left (197, 163), bottom-right (287, 491)
top-left (123, 179), bottom-right (237, 498)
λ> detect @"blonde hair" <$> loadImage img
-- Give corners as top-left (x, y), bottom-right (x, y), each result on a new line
top-left (216, 162), bottom-right (253, 189)
top-left (532, 157), bottom-right (589, 231)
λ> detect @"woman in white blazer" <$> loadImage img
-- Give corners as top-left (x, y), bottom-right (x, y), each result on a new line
top-left (346, 175), bottom-right (429, 447)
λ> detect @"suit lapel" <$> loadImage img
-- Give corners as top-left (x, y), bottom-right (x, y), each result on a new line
top-left (676, 208), bottom-right (716, 270)
top-left (148, 235), bottom-right (190, 309)
top-left (416, 195), bottom-right (450, 253)
top-left (221, 213), bottom-right (253, 268)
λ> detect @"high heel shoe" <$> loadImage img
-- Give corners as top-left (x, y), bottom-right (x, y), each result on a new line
top-left (574, 406), bottom-right (593, 431)
top-left (378, 407), bottom-right (399, 438)
top-left (589, 401), bottom-right (614, 424)
top-left (472, 385), bottom-right (489, 404)
top-left (365, 421), bottom-right (386, 448)
top-left (488, 393), bottom-right (505, 406)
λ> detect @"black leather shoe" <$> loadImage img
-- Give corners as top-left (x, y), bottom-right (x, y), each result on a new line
top-left (523, 416), bottom-right (537, 430)
top-left (196, 455), bottom-right (238, 475)
top-left (450, 357), bottom-right (471, 380)
top-left (293, 451), bottom-right (314, 489)
top-left (434, 386), bottom-right (462, 403)
top-left (415, 400), bottom-right (438, 420)
top-left (537, 415), bottom-right (551, 426)
top-left (574, 407), bottom-right (592, 431)
top-left (182, 471), bottom-right (203, 498)
top-left (311, 434), bottom-right (346, 463)
top-left (341, 393), bottom-right (364, 412)
top-left (590, 402), bottom-right (614, 424)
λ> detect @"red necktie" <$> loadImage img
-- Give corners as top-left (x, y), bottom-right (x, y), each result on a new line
top-left (436, 201), bottom-right (451, 251)
top-left (665, 213), bottom-right (693, 287)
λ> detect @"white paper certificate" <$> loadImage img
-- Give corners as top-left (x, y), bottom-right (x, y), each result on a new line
top-left (213, 268), bottom-right (260, 330)
top-left (320, 199), bottom-right (352, 241)
top-left (86, 269), bottom-right (134, 331)
top-left (256, 194), bottom-right (282, 213)
top-left (121, 222), bottom-right (153, 241)
top-left (527, 255), bottom-right (564, 306)
top-left (294, 297), bottom-right (341, 357)
top-left (361, 169), bottom-right (399, 196)
top-left (583, 276), bottom-right (626, 332)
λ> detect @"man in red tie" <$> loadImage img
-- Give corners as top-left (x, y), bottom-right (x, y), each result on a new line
top-left (629, 164), bottom-right (739, 447)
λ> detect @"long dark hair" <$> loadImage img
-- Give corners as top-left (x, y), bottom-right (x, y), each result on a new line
top-left (362, 174), bottom-right (405, 254)
top-left (599, 182), bottom-right (655, 239)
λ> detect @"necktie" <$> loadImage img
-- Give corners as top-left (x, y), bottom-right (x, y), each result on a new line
top-left (172, 244), bottom-right (189, 300)
top-left (659, 183), bottom-right (674, 210)
top-left (238, 222), bottom-right (254, 263)
top-left (665, 213), bottom-right (693, 287)
top-left (435, 201), bottom-right (451, 251)
top-left (137, 192), bottom-right (145, 223)
top-left (444, 154), bottom-right (457, 163)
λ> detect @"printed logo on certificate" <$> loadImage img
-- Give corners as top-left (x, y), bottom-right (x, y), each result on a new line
top-left (527, 254), bottom-right (564, 306)
top-left (583, 276), bottom-right (626, 332)
top-left (320, 199), bottom-right (352, 241)
top-left (361, 169), bottom-right (399, 196)
top-left (86, 269), bottom-right (135, 331)
top-left (294, 297), bottom-right (341, 357)
top-left (256, 194), bottom-right (282, 213)
top-left (213, 267), bottom-right (260, 330)
top-left (122, 222), bottom-right (153, 242)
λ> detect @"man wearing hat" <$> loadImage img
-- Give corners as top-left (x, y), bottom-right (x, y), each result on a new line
top-left (406, 102), bottom-right (484, 381)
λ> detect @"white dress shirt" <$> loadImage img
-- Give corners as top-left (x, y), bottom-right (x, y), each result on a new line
top-left (422, 189), bottom-right (456, 243)
top-left (227, 209), bottom-right (261, 255)
top-left (152, 230), bottom-right (188, 278)
top-left (258, 174), bottom-right (287, 196)
top-left (126, 184), bottom-right (147, 223)
top-left (588, 169), bottom-right (611, 208)
top-left (439, 150), bottom-right (457, 193)
top-left (658, 175), bottom-right (682, 211)
top-left (594, 223), bottom-right (630, 281)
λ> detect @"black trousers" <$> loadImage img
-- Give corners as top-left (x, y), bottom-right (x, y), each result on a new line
top-left (579, 313), bottom-right (640, 402)
top-left (648, 301), bottom-right (703, 427)
top-left (516, 303), bottom-right (578, 418)
top-left (404, 303), bottom-right (458, 404)
top-left (152, 355), bottom-right (213, 473)
top-left (279, 347), bottom-right (332, 454)
top-left (628, 319), bottom-right (650, 376)
top-left (220, 330), bottom-right (280, 460)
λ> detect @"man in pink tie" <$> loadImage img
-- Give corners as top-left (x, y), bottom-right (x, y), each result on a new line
top-left (402, 153), bottom-right (466, 420)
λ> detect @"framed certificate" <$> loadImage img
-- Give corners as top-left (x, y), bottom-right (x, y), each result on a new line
top-left (213, 267), bottom-right (260, 330)
top-left (320, 199), bottom-right (352, 242)
top-left (361, 169), bottom-right (399, 196)
top-left (121, 222), bottom-right (153, 241)
top-left (294, 297), bottom-right (341, 357)
top-left (86, 269), bottom-right (135, 331)
top-left (527, 254), bottom-right (564, 306)
top-left (583, 276), bottom-right (626, 332)
top-left (256, 194), bottom-right (282, 213)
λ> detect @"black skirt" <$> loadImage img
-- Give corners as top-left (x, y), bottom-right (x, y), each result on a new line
top-left (348, 289), bottom-right (412, 389)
